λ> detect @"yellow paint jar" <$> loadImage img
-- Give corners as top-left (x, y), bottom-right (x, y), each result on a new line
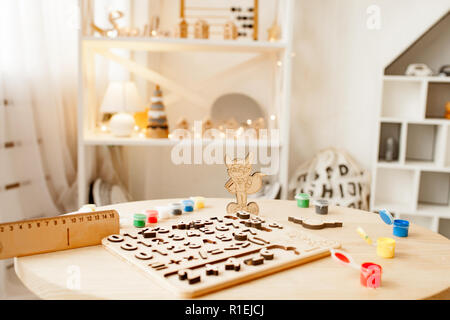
top-left (190, 196), bottom-right (205, 210)
top-left (376, 237), bottom-right (396, 258)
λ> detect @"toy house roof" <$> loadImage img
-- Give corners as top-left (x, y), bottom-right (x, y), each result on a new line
top-left (385, 10), bottom-right (450, 75)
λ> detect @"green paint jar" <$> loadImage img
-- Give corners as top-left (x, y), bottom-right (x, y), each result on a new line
top-left (295, 193), bottom-right (310, 208)
top-left (133, 213), bottom-right (147, 228)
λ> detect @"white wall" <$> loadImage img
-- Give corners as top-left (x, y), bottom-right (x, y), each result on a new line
top-left (289, 0), bottom-right (450, 173)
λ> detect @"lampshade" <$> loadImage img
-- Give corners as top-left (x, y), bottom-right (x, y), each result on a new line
top-left (100, 81), bottom-right (143, 113)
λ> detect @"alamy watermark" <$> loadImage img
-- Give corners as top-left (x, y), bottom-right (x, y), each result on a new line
top-left (366, 5), bottom-right (382, 30)
top-left (170, 121), bottom-right (280, 175)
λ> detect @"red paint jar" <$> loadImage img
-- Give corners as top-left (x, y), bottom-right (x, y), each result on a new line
top-left (360, 262), bottom-right (382, 288)
top-left (146, 210), bottom-right (158, 224)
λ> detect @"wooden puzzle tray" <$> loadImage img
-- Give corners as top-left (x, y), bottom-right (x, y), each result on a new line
top-left (102, 212), bottom-right (340, 298)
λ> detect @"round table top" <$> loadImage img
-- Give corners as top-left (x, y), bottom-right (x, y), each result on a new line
top-left (15, 198), bottom-right (450, 300)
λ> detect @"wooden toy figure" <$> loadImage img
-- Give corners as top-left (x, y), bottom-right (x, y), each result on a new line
top-left (194, 20), bottom-right (210, 39)
top-left (224, 21), bottom-right (238, 40)
top-left (176, 19), bottom-right (188, 38)
top-left (202, 117), bottom-right (215, 139)
top-left (225, 153), bottom-right (264, 215)
top-left (172, 117), bottom-right (190, 139)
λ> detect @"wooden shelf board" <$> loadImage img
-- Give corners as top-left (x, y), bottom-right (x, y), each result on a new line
top-left (377, 160), bottom-right (450, 172)
top-left (416, 203), bottom-right (450, 218)
top-left (380, 117), bottom-right (449, 125)
top-left (383, 75), bottom-right (450, 83)
top-left (83, 132), bottom-right (282, 148)
top-left (82, 36), bottom-right (288, 53)
top-left (373, 203), bottom-right (450, 219)
top-left (372, 202), bottom-right (414, 214)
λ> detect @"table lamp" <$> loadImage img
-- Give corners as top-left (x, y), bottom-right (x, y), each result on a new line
top-left (100, 81), bottom-right (143, 137)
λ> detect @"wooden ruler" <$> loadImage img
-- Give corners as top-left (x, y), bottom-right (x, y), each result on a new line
top-left (0, 210), bottom-right (119, 259)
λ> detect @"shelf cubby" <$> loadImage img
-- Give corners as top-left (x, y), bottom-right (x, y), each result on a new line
top-left (418, 171), bottom-right (450, 206)
top-left (374, 168), bottom-right (416, 211)
top-left (378, 122), bottom-right (402, 162)
top-left (405, 124), bottom-right (439, 164)
top-left (426, 82), bottom-right (450, 119)
top-left (381, 80), bottom-right (423, 119)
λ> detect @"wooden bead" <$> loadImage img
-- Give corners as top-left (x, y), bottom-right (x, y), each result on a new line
top-left (120, 243), bottom-right (138, 251)
top-left (234, 232), bottom-right (248, 241)
top-left (107, 235), bottom-right (124, 243)
top-left (135, 252), bottom-right (153, 260)
top-left (260, 248), bottom-right (274, 260)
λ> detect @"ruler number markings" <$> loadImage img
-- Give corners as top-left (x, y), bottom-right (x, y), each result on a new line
top-left (0, 211), bottom-right (117, 233)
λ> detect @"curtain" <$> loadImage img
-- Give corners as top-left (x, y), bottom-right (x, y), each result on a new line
top-left (0, 0), bottom-right (79, 296)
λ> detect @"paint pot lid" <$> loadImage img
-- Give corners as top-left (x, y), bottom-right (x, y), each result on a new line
top-left (170, 202), bottom-right (183, 209)
top-left (393, 219), bottom-right (409, 227)
top-left (133, 213), bottom-right (147, 221)
top-left (146, 210), bottom-right (158, 217)
top-left (314, 199), bottom-right (329, 207)
top-left (295, 193), bottom-right (310, 200)
top-left (330, 249), bottom-right (358, 269)
top-left (182, 199), bottom-right (194, 206)
top-left (379, 209), bottom-right (394, 225)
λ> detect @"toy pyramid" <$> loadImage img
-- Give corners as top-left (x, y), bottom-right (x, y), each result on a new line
top-left (146, 85), bottom-right (169, 139)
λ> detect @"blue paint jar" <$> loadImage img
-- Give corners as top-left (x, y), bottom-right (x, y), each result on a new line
top-left (393, 219), bottom-right (409, 237)
top-left (182, 199), bottom-right (194, 212)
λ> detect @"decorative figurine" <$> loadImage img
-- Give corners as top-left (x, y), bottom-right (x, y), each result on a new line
top-left (91, 10), bottom-right (140, 38)
top-left (224, 21), bottom-right (238, 40)
top-left (149, 16), bottom-right (161, 37)
top-left (224, 152), bottom-right (264, 215)
top-left (267, 0), bottom-right (281, 42)
top-left (202, 117), bottom-right (215, 139)
top-left (267, 20), bottom-right (281, 42)
top-left (146, 85), bottom-right (169, 139)
top-left (176, 18), bottom-right (188, 38)
top-left (194, 19), bottom-right (210, 39)
top-left (405, 63), bottom-right (433, 77)
top-left (384, 137), bottom-right (397, 162)
top-left (172, 117), bottom-right (190, 139)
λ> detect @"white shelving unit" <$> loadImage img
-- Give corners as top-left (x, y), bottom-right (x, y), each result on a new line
top-left (372, 76), bottom-right (450, 232)
top-left (77, 0), bottom-right (294, 206)
top-left (371, 11), bottom-right (450, 233)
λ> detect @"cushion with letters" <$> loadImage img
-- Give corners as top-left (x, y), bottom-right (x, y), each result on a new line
top-left (288, 148), bottom-right (371, 210)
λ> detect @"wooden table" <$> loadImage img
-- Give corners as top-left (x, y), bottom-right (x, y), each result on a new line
top-left (14, 198), bottom-right (450, 300)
